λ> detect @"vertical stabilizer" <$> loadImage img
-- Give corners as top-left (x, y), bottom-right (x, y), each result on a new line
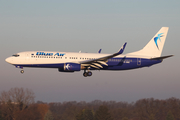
top-left (128, 27), bottom-right (169, 57)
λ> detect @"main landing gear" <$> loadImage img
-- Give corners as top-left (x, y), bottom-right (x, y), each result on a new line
top-left (83, 70), bottom-right (92, 77)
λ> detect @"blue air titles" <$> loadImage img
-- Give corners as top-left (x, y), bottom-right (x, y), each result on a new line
top-left (36, 52), bottom-right (65, 56)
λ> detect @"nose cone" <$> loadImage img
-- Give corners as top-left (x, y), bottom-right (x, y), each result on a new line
top-left (5, 57), bottom-right (13, 64)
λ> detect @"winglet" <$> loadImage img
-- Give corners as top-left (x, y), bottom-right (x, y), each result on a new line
top-left (117, 42), bottom-right (127, 54)
top-left (98, 49), bottom-right (102, 53)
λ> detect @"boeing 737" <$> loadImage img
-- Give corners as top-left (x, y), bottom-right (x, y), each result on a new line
top-left (5, 27), bottom-right (173, 77)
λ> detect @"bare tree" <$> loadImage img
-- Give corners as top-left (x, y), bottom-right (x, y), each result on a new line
top-left (0, 87), bottom-right (35, 120)
top-left (0, 87), bottom-right (35, 108)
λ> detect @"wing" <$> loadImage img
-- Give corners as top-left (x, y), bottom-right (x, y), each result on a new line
top-left (80, 42), bottom-right (127, 69)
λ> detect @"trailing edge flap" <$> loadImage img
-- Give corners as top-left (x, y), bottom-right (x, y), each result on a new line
top-left (80, 42), bottom-right (127, 66)
top-left (150, 55), bottom-right (173, 60)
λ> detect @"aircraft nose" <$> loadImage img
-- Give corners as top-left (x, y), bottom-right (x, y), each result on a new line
top-left (5, 57), bottom-right (13, 64)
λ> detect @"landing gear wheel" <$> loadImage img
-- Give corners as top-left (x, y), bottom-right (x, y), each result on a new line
top-left (83, 68), bottom-right (92, 77)
top-left (87, 71), bottom-right (92, 76)
top-left (83, 72), bottom-right (88, 77)
top-left (20, 70), bottom-right (24, 74)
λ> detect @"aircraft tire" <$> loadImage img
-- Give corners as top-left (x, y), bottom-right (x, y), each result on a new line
top-left (20, 70), bottom-right (24, 74)
top-left (83, 72), bottom-right (88, 77)
top-left (87, 71), bottom-right (92, 76)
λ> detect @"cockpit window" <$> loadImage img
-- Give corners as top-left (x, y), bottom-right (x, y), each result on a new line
top-left (12, 54), bottom-right (20, 57)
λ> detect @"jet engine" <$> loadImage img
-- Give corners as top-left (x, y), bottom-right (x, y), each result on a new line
top-left (58, 63), bottom-right (83, 72)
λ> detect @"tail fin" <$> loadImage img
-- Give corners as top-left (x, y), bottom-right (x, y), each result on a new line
top-left (128, 27), bottom-right (169, 57)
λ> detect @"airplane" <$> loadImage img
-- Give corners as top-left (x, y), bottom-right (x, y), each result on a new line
top-left (5, 27), bottom-right (173, 77)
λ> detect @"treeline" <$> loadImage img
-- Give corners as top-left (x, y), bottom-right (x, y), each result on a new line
top-left (48, 98), bottom-right (180, 120)
top-left (0, 88), bottom-right (180, 120)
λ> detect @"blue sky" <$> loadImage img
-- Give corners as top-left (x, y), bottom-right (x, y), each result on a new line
top-left (1, 0), bottom-right (180, 102)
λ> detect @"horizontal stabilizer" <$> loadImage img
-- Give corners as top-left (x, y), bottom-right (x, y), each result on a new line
top-left (151, 55), bottom-right (173, 60)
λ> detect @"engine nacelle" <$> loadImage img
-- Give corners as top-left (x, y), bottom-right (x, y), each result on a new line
top-left (58, 63), bottom-right (82, 72)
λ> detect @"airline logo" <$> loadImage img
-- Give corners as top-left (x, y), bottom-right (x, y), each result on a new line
top-left (65, 64), bottom-right (70, 70)
top-left (36, 52), bottom-right (65, 56)
top-left (154, 33), bottom-right (163, 49)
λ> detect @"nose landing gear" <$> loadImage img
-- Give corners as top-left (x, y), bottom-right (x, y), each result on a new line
top-left (15, 66), bottom-right (24, 74)
top-left (20, 69), bottom-right (24, 74)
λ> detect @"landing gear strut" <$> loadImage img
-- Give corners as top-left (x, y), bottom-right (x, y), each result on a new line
top-left (83, 70), bottom-right (92, 77)
top-left (15, 66), bottom-right (24, 74)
